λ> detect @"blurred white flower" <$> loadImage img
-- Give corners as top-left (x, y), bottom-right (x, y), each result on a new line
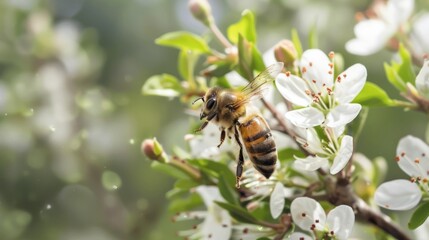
top-left (410, 13), bottom-right (429, 56)
top-left (174, 186), bottom-right (232, 239)
top-left (374, 135), bottom-right (428, 210)
top-left (345, 0), bottom-right (414, 55)
top-left (276, 49), bottom-right (366, 128)
top-left (294, 127), bottom-right (353, 175)
top-left (291, 197), bottom-right (355, 240)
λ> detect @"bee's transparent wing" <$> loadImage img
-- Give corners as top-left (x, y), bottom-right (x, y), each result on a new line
top-left (231, 62), bottom-right (284, 109)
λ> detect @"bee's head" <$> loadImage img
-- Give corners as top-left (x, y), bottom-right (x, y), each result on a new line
top-left (197, 88), bottom-right (219, 121)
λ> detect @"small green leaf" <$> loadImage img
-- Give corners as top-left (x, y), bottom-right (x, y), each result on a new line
top-left (408, 201), bottom-right (429, 229)
top-left (237, 34), bottom-right (254, 80)
top-left (308, 24), bottom-right (318, 49)
top-left (384, 63), bottom-right (406, 91)
top-left (175, 178), bottom-right (199, 190)
top-left (188, 159), bottom-right (235, 182)
top-left (227, 9), bottom-right (256, 44)
top-left (353, 82), bottom-right (394, 107)
top-left (291, 28), bottom-right (303, 58)
top-left (218, 171), bottom-right (239, 205)
top-left (169, 192), bottom-right (203, 212)
top-left (372, 156), bottom-right (387, 185)
top-left (278, 148), bottom-right (305, 162)
top-left (251, 44), bottom-right (265, 72)
top-left (151, 161), bottom-right (190, 180)
top-left (155, 31), bottom-right (210, 53)
top-left (397, 43), bottom-right (416, 84)
top-left (142, 74), bottom-right (183, 97)
top-left (215, 201), bottom-right (260, 224)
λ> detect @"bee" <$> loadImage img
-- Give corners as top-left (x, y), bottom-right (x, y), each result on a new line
top-left (194, 62), bottom-right (284, 188)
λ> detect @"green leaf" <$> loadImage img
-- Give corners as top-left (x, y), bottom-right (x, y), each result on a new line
top-left (175, 178), bottom-right (199, 190)
top-left (227, 9), bottom-right (256, 44)
top-left (142, 74), bottom-right (183, 97)
top-left (151, 161), bottom-right (190, 180)
top-left (169, 192), bottom-right (203, 212)
top-left (384, 63), bottom-right (406, 91)
top-left (218, 171), bottom-right (239, 205)
top-left (291, 28), bottom-right (303, 58)
top-left (251, 44), bottom-right (265, 72)
top-left (372, 156), bottom-right (387, 185)
top-left (155, 31), bottom-right (210, 53)
top-left (353, 82), bottom-right (394, 107)
top-left (308, 24), bottom-right (318, 49)
top-left (278, 148), bottom-right (305, 162)
top-left (237, 34), bottom-right (254, 80)
top-left (215, 201), bottom-right (260, 224)
top-left (408, 201), bottom-right (429, 229)
top-left (188, 159), bottom-right (236, 181)
top-left (396, 43), bottom-right (416, 84)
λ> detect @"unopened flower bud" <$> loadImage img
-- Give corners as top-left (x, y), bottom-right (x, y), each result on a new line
top-left (141, 138), bottom-right (167, 163)
top-left (188, 0), bottom-right (214, 26)
top-left (274, 40), bottom-right (297, 68)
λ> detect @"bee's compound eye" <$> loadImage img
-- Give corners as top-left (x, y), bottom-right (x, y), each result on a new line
top-left (206, 98), bottom-right (216, 110)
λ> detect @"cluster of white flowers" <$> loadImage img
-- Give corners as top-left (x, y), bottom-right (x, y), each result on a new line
top-left (346, 0), bottom-right (429, 57)
top-left (275, 49), bottom-right (367, 174)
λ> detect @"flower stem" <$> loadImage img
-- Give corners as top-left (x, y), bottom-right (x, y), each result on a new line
top-left (209, 22), bottom-right (233, 49)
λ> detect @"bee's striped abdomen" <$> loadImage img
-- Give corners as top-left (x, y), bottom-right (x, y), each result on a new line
top-left (239, 115), bottom-right (277, 179)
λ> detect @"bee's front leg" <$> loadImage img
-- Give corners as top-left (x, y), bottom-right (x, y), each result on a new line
top-left (233, 125), bottom-right (244, 188)
top-left (196, 121), bottom-right (209, 132)
top-left (217, 128), bottom-right (226, 148)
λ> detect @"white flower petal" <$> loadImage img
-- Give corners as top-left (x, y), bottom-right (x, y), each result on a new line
top-left (334, 64), bottom-right (367, 103)
top-left (195, 186), bottom-right (232, 239)
top-left (286, 107), bottom-right (325, 128)
top-left (410, 13), bottom-right (429, 54)
top-left (330, 135), bottom-right (353, 174)
top-left (294, 155), bottom-right (329, 172)
top-left (396, 135), bottom-right (429, 178)
top-left (270, 182), bottom-right (285, 219)
top-left (291, 197), bottom-right (326, 231)
top-left (289, 232), bottom-right (313, 240)
top-left (300, 49), bottom-right (333, 88)
top-left (416, 59), bottom-right (429, 98)
top-left (374, 179), bottom-right (422, 210)
top-left (325, 104), bottom-right (361, 128)
top-left (388, 0), bottom-right (414, 25)
top-left (326, 205), bottom-right (355, 240)
top-left (275, 73), bottom-right (312, 106)
top-left (345, 19), bottom-right (391, 56)
top-left (305, 128), bottom-right (324, 154)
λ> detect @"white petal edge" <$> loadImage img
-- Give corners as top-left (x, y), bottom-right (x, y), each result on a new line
top-left (326, 205), bottom-right (355, 240)
top-left (416, 59), bottom-right (429, 98)
top-left (290, 197), bottom-right (326, 231)
top-left (275, 73), bottom-right (312, 106)
top-left (300, 49), bottom-right (333, 88)
top-left (330, 135), bottom-right (353, 175)
top-left (374, 179), bottom-right (422, 210)
top-left (334, 64), bottom-right (367, 103)
top-left (396, 135), bottom-right (429, 177)
top-left (270, 182), bottom-right (285, 219)
top-left (326, 104), bottom-right (361, 128)
top-left (286, 107), bottom-right (325, 128)
top-left (294, 155), bottom-right (329, 172)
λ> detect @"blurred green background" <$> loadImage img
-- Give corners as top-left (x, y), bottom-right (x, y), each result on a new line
top-left (0, 0), bottom-right (428, 239)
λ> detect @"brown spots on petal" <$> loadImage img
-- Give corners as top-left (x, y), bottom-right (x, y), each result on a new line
top-left (401, 152), bottom-right (405, 157)
top-left (302, 67), bottom-right (307, 73)
top-left (395, 156), bottom-right (400, 162)
top-left (415, 158), bottom-right (420, 164)
top-left (329, 51), bottom-right (335, 59)
top-left (286, 71), bottom-right (291, 77)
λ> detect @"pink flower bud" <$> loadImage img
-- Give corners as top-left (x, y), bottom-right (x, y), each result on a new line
top-left (188, 0), bottom-right (213, 26)
top-left (274, 40), bottom-right (297, 68)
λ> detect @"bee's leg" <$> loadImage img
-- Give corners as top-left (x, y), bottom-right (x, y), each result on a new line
top-left (196, 121), bottom-right (209, 132)
top-left (233, 125), bottom-right (244, 188)
top-left (217, 128), bottom-right (226, 148)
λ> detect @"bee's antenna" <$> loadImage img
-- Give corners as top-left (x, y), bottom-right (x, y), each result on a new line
top-left (192, 97), bottom-right (204, 105)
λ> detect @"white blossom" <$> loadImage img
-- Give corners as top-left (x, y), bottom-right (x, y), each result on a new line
top-left (345, 0), bottom-right (414, 55)
top-left (276, 49), bottom-right (367, 128)
top-left (374, 135), bottom-right (428, 210)
top-left (290, 197), bottom-right (355, 240)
